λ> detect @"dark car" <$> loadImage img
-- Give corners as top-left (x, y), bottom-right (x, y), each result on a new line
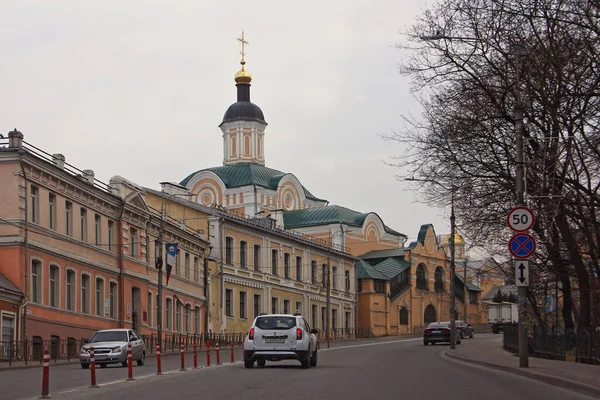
top-left (423, 322), bottom-right (462, 345)
top-left (455, 320), bottom-right (475, 339)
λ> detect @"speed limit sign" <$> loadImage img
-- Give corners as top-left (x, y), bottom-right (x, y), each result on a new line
top-left (507, 206), bottom-right (535, 232)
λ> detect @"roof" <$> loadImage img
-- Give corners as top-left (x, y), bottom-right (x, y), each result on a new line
top-left (360, 248), bottom-right (405, 259)
top-left (357, 258), bottom-right (410, 280)
top-left (482, 285), bottom-right (518, 301)
top-left (0, 273), bottom-right (23, 296)
top-left (407, 224), bottom-right (436, 249)
top-left (455, 273), bottom-right (483, 292)
top-left (283, 205), bottom-right (405, 237)
top-left (220, 101), bottom-right (266, 125)
top-left (179, 162), bottom-right (325, 201)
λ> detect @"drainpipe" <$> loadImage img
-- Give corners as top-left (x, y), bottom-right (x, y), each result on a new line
top-left (253, 185), bottom-right (258, 216)
top-left (219, 218), bottom-right (224, 331)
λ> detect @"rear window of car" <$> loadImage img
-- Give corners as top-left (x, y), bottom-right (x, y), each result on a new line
top-left (427, 323), bottom-right (449, 329)
top-left (255, 316), bottom-right (297, 330)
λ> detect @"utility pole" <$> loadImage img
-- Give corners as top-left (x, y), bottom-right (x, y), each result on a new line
top-left (514, 46), bottom-right (529, 368)
top-left (326, 254), bottom-right (331, 349)
top-left (156, 199), bottom-right (166, 351)
top-left (463, 256), bottom-right (468, 323)
top-left (449, 191), bottom-right (457, 350)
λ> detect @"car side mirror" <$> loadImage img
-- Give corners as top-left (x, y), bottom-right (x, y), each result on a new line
top-left (310, 328), bottom-right (319, 334)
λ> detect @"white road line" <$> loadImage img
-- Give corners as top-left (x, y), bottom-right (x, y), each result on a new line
top-left (321, 338), bottom-right (421, 351)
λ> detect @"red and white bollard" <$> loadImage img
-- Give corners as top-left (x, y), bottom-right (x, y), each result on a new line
top-left (156, 345), bottom-right (163, 375)
top-left (230, 341), bottom-right (234, 363)
top-left (179, 343), bottom-right (187, 371)
top-left (89, 346), bottom-right (100, 388)
top-left (126, 343), bottom-right (135, 381)
top-left (193, 342), bottom-right (199, 369)
top-left (41, 348), bottom-right (50, 398)
top-left (216, 342), bottom-right (221, 365)
top-left (205, 340), bottom-right (211, 367)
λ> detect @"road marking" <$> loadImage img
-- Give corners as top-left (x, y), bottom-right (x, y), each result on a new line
top-left (321, 338), bottom-right (421, 351)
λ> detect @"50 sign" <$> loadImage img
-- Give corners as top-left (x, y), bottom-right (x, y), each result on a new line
top-left (507, 206), bottom-right (535, 232)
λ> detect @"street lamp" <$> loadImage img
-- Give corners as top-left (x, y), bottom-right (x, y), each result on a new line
top-left (405, 177), bottom-right (458, 349)
top-left (418, 32), bottom-right (529, 367)
top-left (156, 191), bottom-right (191, 351)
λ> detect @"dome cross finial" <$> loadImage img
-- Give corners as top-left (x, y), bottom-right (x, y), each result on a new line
top-left (234, 31), bottom-right (252, 84)
top-left (237, 31), bottom-right (249, 64)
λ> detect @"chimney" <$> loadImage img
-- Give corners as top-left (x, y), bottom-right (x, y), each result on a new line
top-left (8, 129), bottom-right (23, 149)
top-left (52, 154), bottom-right (66, 170)
top-left (82, 169), bottom-right (95, 185)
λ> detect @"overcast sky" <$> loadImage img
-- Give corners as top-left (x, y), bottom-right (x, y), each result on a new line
top-left (0, 0), bottom-right (455, 244)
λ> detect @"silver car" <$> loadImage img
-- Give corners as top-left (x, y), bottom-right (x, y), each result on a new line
top-left (79, 329), bottom-right (146, 369)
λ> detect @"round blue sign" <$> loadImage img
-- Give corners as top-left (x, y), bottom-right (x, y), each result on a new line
top-left (509, 233), bottom-right (536, 258)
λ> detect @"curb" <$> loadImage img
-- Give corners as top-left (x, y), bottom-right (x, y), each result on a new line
top-left (443, 351), bottom-right (600, 399)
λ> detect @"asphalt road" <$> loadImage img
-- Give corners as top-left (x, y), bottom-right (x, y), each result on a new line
top-left (2, 334), bottom-right (596, 400)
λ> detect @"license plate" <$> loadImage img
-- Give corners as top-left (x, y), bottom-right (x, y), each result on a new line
top-left (432, 330), bottom-right (440, 333)
top-left (95, 355), bottom-right (107, 360)
top-left (264, 338), bottom-right (285, 343)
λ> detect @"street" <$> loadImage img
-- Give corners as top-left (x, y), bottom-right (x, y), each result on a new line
top-left (1, 334), bottom-right (596, 400)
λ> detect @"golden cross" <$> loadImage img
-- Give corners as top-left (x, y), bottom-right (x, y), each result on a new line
top-left (237, 31), bottom-right (249, 61)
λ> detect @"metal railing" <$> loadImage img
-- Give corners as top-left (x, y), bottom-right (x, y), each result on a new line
top-left (504, 324), bottom-right (600, 365)
top-left (0, 338), bottom-right (84, 366)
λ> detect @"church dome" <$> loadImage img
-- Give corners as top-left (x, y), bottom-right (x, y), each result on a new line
top-left (221, 101), bottom-right (266, 125)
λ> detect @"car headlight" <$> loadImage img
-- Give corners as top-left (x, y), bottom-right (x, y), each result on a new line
top-left (80, 348), bottom-right (89, 354)
top-left (111, 346), bottom-right (124, 353)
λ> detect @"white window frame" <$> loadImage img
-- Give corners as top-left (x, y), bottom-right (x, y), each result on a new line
top-left (30, 257), bottom-right (43, 304)
top-left (81, 273), bottom-right (91, 314)
top-left (66, 268), bottom-right (77, 311)
top-left (109, 280), bottom-right (118, 319)
top-left (95, 276), bottom-right (105, 317)
top-left (48, 263), bottom-right (60, 308)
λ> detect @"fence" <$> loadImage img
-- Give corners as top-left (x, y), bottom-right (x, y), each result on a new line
top-left (0, 337), bottom-right (84, 366)
top-left (503, 324), bottom-right (600, 365)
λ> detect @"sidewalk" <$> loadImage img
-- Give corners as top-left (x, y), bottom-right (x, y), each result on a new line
top-left (444, 335), bottom-right (600, 399)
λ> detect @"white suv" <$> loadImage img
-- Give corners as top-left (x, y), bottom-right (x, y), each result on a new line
top-left (243, 313), bottom-right (318, 369)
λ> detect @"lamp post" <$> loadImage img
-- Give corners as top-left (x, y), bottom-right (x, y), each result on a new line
top-left (405, 177), bottom-right (457, 349)
top-left (156, 191), bottom-right (191, 351)
top-left (419, 33), bottom-right (528, 366)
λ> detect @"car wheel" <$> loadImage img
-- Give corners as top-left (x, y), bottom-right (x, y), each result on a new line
top-left (257, 360), bottom-right (266, 367)
top-left (244, 360), bottom-right (254, 369)
top-left (310, 349), bottom-right (318, 367)
top-left (470, 331), bottom-right (474, 339)
top-left (301, 353), bottom-right (310, 369)
top-left (122, 362), bottom-right (128, 368)
top-left (423, 340), bottom-right (428, 346)
top-left (137, 351), bottom-right (145, 366)
top-left (81, 363), bottom-right (89, 369)
top-left (457, 338), bottom-right (461, 344)
top-left (100, 364), bottom-right (107, 368)
top-left (431, 342), bottom-right (436, 345)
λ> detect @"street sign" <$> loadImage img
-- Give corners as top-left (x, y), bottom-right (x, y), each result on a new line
top-left (507, 206), bottom-right (535, 232)
top-left (509, 233), bottom-right (536, 258)
top-left (515, 260), bottom-right (529, 287)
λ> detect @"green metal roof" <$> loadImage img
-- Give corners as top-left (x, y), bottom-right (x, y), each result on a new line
top-left (360, 248), bottom-right (405, 260)
top-left (456, 273), bottom-right (483, 292)
top-left (407, 223), bottom-right (436, 249)
top-left (283, 205), bottom-right (405, 237)
top-left (357, 257), bottom-right (410, 280)
top-left (179, 162), bottom-right (325, 202)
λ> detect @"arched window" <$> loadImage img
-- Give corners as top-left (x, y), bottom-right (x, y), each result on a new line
top-left (231, 137), bottom-right (237, 157)
top-left (424, 305), bottom-right (437, 324)
top-left (434, 267), bottom-right (445, 292)
top-left (416, 264), bottom-right (427, 290)
top-left (244, 135), bottom-right (250, 156)
top-left (399, 307), bottom-right (409, 325)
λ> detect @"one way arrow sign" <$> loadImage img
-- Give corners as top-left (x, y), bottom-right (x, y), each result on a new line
top-left (515, 260), bottom-right (529, 287)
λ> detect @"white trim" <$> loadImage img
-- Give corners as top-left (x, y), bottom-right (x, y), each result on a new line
top-left (0, 311), bottom-right (17, 342)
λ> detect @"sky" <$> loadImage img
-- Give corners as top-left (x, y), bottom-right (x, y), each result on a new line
top-left (0, 0), bottom-right (455, 245)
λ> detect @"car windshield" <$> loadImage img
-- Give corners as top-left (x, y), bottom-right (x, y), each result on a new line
top-left (255, 316), bottom-right (296, 330)
top-left (89, 331), bottom-right (128, 343)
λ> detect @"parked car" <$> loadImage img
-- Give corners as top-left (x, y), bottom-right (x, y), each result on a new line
top-left (455, 320), bottom-right (475, 339)
top-left (243, 313), bottom-right (318, 369)
top-left (79, 329), bottom-right (146, 369)
top-left (423, 322), bottom-right (462, 345)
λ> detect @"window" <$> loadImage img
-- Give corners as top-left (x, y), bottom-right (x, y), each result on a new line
top-left (94, 214), bottom-right (101, 245)
top-left (239, 291), bottom-right (247, 319)
top-left (175, 301), bottom-right (182, 331)
top-left (225, 289), bottom-right (233, 317)
top-left (130, 228), bottom-right (138, 257)
top-left (296, 256), bottom-right (302, 281)
top-left (184, 253), bottom-right (190, 279)
top-left (311, 261), bottom-right (317, 284)
top-left (284, 253), bottom-right (290, 278)
top-left (81, 274), bottom-right (90, 314)
top-left (30, 186), bottom-right (39, 223)
top-left (185, 306), bottom-right (190, 333)
top-left (65, 201), bottom-right (73, 236)
top-left (345, 270), bottom-right (351, 291)
top-left (332, 266), bottom-right (338, 289)
top-left (253, 245), bottom-right (261, 271)
top-left (225, 237), bottom-right (233, 265)
top-left (271, 297), bottom-right (279, 314)
top-left (48, 193), bottom-right (57, 230)
top-left (271, 250), bottom-right (278, 275)
top-left (31, 260), bottom-right (41, 303)
top-left (332, 309), bottom-right (337, 329)
top-left (358, 279), bottom-right (363, 293)
top-left (49, 265), bottom-right (59, 307)
top-left (416, 265), bottom-right (427, 290)
top-left (193, 256), bottom-right (199, 282)
top-left (66, 270), bottom-right (75, 311)
top-left (240, 241), bottom-right (247, 268)
top-left (322, 264), bottom-right (327, 287)
top-left (469, 291), bottom-right (479, 303)
top-left (108, 220), bottom-right (115, 252)
top-left (345, 311), bottom-right (351, 330)
top-left (283, 299), bottom-right (290, 314)
top-left (95, 278), bottom-right (104, 316)
top-left (295, 301), bottom-right (302, 314)
top-left (399, 307), bottom-right (409, 325)
top-left (175, 248), bottom-right (180, 275)
top-left (147, 292), bottom-right (153, 327)
top-left (80, 209), bottom-right (87, 242)
top-left (434, 267), bottom-right (444, 292)
top-left (253, 294), bottom-right (261, 319)
top-left (194, 306), bottom-right (201, 334)
top-left (109, 282), bottom-right (117, 319)
top-left (374, 280), bottom-right (386, 293)
top-left (321, 306), bottom-right (326, 329)
top-left (166, 298), bottom-right (172, 330)
top-left (312, 305), bottom-right (318, 329)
